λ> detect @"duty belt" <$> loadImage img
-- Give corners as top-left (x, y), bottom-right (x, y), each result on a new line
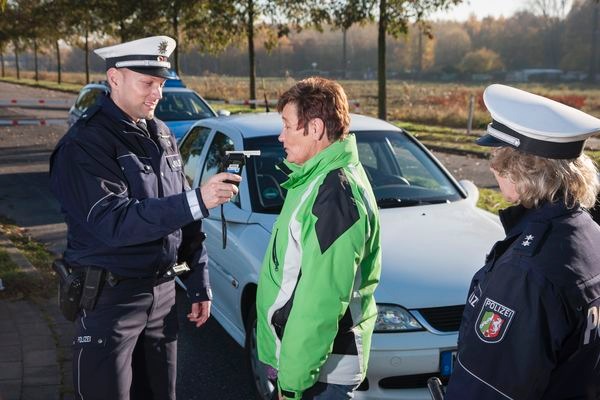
top-left (105, 262), bottom-right (190, 287)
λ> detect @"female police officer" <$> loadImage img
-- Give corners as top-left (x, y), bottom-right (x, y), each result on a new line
top-left (49, 36), bottom-right (240, 400)
top-left (445, 84), bottom-right (600, 399)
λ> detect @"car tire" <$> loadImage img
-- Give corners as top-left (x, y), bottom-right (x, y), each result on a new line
top-left (245, 304), bottom-right (276, 400)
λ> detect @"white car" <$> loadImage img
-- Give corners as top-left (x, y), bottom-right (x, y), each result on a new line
top-left (178, 113), bottom-right (504, 400)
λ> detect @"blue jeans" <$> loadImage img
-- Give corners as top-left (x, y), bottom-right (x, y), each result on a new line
top-left (302, 382), bottom-right (357, 400)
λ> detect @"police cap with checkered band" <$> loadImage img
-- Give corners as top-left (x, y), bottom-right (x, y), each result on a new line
top-left (477, 84), bottom-right (600, 159)
top-left (93, 36), bottom-right (176, 79)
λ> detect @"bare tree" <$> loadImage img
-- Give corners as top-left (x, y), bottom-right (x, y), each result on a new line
top-left (330, 0), bottom-right (463, 120)
top-left (591, 0), bottom-right (600, 83)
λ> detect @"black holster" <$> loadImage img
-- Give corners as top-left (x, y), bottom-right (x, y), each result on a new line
top-left (52, 260), bottom-right (105, 321)
top-left (52, 259), bottom-right (83, 322)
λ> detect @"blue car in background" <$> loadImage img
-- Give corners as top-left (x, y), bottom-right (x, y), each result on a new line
top-left (67, 72), bottom-right (227, 141)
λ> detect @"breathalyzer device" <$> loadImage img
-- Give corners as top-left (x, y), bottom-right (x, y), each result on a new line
top-left (219, 150), bottom-right (261, 248)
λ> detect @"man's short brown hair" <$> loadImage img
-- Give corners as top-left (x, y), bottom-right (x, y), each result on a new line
top-left (277, 77), bottom-right (350, 142)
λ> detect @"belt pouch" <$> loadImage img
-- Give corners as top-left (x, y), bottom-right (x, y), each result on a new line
top-left (79, 267), bottom-right (104, 311)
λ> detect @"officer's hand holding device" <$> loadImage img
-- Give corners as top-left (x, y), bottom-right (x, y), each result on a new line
top-left (219, 150), bottom-right (260, 249)
top-left (200, 173), bottom-right (241, 209)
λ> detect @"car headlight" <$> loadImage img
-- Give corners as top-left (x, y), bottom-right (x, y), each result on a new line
top-left (375, 304), bottom-right (424, 332)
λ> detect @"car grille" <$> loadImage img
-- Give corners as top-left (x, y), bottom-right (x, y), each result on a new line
top-left (379, 373), bottom-right (449, 389)
top-left (416, 304), bottom-right (464, 332)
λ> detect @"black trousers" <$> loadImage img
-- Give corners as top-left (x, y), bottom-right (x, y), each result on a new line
top-left (72, 278), bottom-right (178, 400)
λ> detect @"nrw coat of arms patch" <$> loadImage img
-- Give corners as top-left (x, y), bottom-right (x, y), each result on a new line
top-left (475, 298), bottom-right (515, 343)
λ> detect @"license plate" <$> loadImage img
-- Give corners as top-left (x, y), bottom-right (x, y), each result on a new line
top-left (440, 350), bottom-right (457, 377)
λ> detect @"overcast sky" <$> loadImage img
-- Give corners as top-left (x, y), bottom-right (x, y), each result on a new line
top-left (429, 0), bottom-right (531, 21)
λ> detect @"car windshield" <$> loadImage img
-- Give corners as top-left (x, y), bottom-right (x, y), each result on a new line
top-left (155, 91), bottom-right (214, 121)
top-left (245, 131), bottom-right (462, 214)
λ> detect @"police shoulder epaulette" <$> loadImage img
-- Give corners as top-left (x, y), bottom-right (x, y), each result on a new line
top-left (513, 221), bottom-right (550, 256)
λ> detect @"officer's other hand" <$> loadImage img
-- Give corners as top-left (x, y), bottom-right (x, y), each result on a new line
top-left (187, 300), bottom-right (211, 328)
top-left (200, 173), bottom-right (241, 209)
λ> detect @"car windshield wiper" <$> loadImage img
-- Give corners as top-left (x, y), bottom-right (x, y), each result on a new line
top-left (376, 198), bottom-right (449, 208)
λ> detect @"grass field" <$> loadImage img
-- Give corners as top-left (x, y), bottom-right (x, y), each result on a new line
top-left (176, 75), bottom-right (600, 131)
top-left (5, 69), bottom-right (600, 127)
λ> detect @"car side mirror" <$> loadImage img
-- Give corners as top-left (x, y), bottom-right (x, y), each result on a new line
top-left (217, 110), bottom-right (231, 117)
top-left (459, 179), bottom-right (479, 206)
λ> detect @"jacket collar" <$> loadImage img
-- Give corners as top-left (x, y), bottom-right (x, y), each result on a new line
top-left (100, 95), bottom-right (148, 134)
top-left (499, 200), bottom-right (580, 237)
top-left (277, 134), bottom-right (359, 189)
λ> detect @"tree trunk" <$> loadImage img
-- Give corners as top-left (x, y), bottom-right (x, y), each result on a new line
top-left (590, 2), bottom-right (599, 83)
top-left (85, 30), bottom-right (90, 84)
top-left (377, 0), bottom-right (387, 120)
top-left (173, 6), bottom-right (180, 74)
top-left (248, 0), bottom-right (256, 109)
top-left (34, 39), bottom-right (39, 82)
top-left (56, 40), bottom-right (62, 84)
top-left (120, 20), bottom-right (126, 42)
top-left (14, 41), bottom-right (20, 80)
top-left (417, 27), bottom-right (423, 77)
top-left (342, 28), bottom-right (347, 78)
top-left (0, 49), bottom-right (4, 78)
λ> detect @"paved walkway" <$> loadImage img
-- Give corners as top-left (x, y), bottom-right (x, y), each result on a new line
top-left (0, 87), bottom-right (73, 400)
top-left (0, 235), bottom-right (74, 400)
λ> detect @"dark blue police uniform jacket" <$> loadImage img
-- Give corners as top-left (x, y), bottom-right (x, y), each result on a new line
top-left (49, 95), bottom-right (209, 302)
top-left (446, 201), bottom-right (600, 400)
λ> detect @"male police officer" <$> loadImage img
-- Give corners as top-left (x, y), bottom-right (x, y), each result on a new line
top-left (49, 36), bottom-right (241, 400)
top-left (445, 85), bottom-right (600, 399)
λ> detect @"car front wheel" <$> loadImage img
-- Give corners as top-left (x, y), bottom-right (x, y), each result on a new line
top-left (246, 305), bottom-right (276, 400)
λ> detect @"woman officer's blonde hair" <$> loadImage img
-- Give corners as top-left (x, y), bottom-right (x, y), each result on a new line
top-left (490, 147), bottom-right (600, 209)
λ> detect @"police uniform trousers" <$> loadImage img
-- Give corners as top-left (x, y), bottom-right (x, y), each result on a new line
top-left (72, 276), bottom-right (178, 400)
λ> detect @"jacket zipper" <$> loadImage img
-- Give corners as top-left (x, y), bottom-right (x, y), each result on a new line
top-left (272, 229), bottom-right (279, 272)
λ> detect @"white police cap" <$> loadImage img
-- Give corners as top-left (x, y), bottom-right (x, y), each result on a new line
top-left (477, 84), bottom-right (600, 159)
top-left (94, 36), bottom-right (176, 79)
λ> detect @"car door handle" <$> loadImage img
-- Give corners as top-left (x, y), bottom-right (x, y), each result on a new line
top-left (213, 262), bottom-right (239, 288)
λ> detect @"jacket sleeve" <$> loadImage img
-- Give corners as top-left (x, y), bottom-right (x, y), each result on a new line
top-left (181, 242), bottom-right (211, 302)
top-left (445, 269), bottom-right (572, 400)
top-left (49, 134), bottom-right (200, 248)
top-left (277, 179), bottom-right (368, 398)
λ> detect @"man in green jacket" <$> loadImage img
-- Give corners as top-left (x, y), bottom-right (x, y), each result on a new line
top-left (256, 77), bottom-right (382, 400)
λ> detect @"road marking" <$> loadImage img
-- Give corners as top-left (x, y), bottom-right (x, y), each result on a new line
top-left (0, 118), bottom-right (67, 126)
top-left (0, 99), bottom-right (72, 107)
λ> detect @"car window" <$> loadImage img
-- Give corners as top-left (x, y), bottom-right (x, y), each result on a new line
top-left (244, 138), bottom-right (287, 214)
top-left (245, 131), bottom-right (462, 213)
top-left (179, 126), bottom-right (211, 186)
top-left (357, 132), bottom-right (461, 206)
top-left (200, 131), bottom-right (239, 206)
top-left (75, 87), bottom-right (105, 112)
top-left (155, 91), bottom-right (214, 121)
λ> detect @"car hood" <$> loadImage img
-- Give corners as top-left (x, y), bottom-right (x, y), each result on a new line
top-left (250, 200), bottom-right (504, 310)
top-left (376, 201), bottom-right (503, 309)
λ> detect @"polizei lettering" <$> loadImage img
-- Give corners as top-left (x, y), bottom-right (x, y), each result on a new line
top-left (584, 305), bottom-right (599, 345)
top-left (482, 298), bottom-right (515, 319)
top-left (77, 336), bottom-right (92, 343)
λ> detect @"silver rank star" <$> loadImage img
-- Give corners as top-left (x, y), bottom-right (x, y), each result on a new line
top-left (521, 234), bottom-right (534, 247)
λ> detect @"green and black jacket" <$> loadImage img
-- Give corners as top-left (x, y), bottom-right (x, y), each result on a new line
top-left (256, 134), bottom-right (382, 399)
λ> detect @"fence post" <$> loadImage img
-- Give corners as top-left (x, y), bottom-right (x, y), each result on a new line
top-left (467, 94), bottom-right (475, 135)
